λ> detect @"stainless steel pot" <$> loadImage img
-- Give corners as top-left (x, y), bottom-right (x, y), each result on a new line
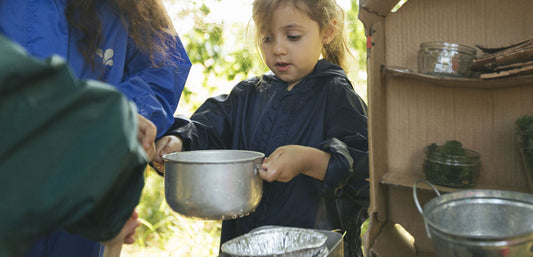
top-left (413, 179), bottom-right (533, 257)
top-left (163, 150), bottom-right (264, 220)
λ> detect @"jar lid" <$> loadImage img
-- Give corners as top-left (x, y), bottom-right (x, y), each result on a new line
top-left (419, 42), bottom-right (477, 56)
top-left (424, 144), bottom-right (481, 163)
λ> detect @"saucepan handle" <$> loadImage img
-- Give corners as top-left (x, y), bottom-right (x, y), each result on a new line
top-left (254, 161), bottom-right (264, 175)
top-left (254, 156), bottom-right (269, 175)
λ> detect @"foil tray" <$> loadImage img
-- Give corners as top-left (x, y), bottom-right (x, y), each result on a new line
top-left (219, 226), bottom-right (344, 257)
top-left (221, 226), bottom-right (328, 257)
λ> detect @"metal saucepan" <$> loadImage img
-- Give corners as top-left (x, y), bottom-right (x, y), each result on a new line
top-left (163, 150), bottom-right (264, 220)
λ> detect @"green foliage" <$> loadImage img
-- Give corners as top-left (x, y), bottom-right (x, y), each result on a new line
top-left (180, 1), bottom-right (266, 84)
top-left (515, 115), bottom-right (533, 177)
top-left (515, 114), bottom-right (533, 131)
top-left (347, 0), bottom-right (367, 70)
top-left (440, 140), bottom-right (465, 156)
top-left (423, 140), bottom-right (480, 188)
top-left (178, 0), bottom-right (367, 108)
top-left (129, 169), bottom-right (222, 256)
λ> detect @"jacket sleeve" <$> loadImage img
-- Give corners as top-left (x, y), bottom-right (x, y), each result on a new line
top-left (319, 79), bottom-right (369, 198)
top-left (117, 35), bottom-right (191, 139)
top-left (166, 83), bottom-right (251, 150)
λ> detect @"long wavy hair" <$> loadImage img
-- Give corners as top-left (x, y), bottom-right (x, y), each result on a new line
top-left (65, 0), bottom-right (178, 69)
top-left (252, 0), bottom-right (350, 70)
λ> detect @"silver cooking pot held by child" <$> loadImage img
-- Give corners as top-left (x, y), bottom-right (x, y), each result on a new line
top-left (163, 150), bottom-right (264, 220)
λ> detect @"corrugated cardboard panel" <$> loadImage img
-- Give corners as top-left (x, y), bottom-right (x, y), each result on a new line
top-left (359, 0), bottom-right (401, 17)
top-left (368, 219), bottom-right (417, 257)
top-left (384, 0), bottom-right (533, 71)
top-left (380, 74), bottom-right (533, 254)
top-left (383, 72), bottom-right (533, 190)
top-left (360, 0), bottom-right (533, 256)
top-left (367, 22), bottom-right (388, 222)
top-left (387, 186), bottom-right (433, 253)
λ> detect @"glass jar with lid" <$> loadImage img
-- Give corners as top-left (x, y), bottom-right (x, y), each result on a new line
top-left (423, 141), bottom-right (481, 188)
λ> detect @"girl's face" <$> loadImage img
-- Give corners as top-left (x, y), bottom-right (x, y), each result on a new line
top-left (260, 4), bottom-right (332, 90)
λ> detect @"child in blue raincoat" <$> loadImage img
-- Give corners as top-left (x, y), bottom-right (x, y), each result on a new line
top-left (167, 0), bottom-right (369, 256)
top-left (0, 1), bottom-right (191, 256)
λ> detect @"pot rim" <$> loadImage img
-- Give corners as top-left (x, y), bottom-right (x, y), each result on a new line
top-left (423, 189), bottom-right (533, 240)
top-left (163, 149), bottom-right (265, 164)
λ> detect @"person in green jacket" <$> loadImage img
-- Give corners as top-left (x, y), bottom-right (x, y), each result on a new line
top-left (0, 35), bottom-right (153, 256)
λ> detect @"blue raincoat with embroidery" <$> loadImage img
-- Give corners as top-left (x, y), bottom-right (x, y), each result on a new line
top-left (0, 1), bottom-right (191, 256)
top-left (0, 1), bottom-right (191, 139)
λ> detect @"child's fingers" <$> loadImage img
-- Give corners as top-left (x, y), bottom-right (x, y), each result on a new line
top-left (258, 166), bottom-right (281, 182)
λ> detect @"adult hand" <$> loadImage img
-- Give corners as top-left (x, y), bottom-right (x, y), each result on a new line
top-left (259, 145), bottom-right (330, 182)
top-left (137, 114), bottom-right (157, 161)
top-left (151, 135), bottom-right (183, 174)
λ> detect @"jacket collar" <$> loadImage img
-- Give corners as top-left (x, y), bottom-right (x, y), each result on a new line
top-left (261, 59), bottom-right (348, 92)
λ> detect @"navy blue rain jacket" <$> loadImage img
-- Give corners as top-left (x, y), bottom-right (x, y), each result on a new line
top-left (170, 60), bottom-right (369, 243)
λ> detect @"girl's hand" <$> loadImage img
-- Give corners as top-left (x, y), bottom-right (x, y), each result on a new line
top-left (259, 145), bottom-right (330, 182)
top-left (151, 135), bottom-right (183, 174)
top-left (137, 114), bottom-right (157, 161)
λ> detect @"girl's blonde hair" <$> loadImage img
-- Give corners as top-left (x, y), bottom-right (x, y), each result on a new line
top-left (252, 0), bottom-right (350, 70)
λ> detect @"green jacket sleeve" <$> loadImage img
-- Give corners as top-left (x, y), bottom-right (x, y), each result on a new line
top-left (0, 35), bottom-right (147, 256)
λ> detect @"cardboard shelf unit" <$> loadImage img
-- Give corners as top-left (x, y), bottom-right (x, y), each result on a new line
top-left (358, 0), bottom-right (533, 256)
top-left (379, 67), bottom-right (533, 194)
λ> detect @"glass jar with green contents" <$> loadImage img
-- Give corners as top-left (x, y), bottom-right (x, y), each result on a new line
top-left (423, 140), bottom-right (481, 188)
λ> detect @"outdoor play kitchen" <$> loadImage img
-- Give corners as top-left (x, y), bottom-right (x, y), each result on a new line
top-left (358, 0), bottom-right (533, 256)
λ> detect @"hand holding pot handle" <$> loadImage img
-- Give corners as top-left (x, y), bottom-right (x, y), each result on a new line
top-left (151, 135), bottom-right (184, 174)
top-left (259, 145), bottom-right (330, 183)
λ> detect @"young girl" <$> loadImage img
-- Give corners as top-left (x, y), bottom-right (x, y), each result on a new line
top-left (168, 0), bottom-right (368, 255)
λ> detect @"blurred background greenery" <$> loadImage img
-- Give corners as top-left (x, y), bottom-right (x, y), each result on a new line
top-left (122, 0), bottom-right (367, 256)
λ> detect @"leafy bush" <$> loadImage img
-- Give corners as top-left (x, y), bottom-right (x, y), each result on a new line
top-left (122, 169), bottom-right (222, 257)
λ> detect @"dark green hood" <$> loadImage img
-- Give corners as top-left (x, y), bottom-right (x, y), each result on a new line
top-left (0, 35), bottom-right (147, 256)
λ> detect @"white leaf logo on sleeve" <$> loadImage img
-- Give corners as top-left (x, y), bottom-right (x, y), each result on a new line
top-left (96, 48), bottom-right (114, 67)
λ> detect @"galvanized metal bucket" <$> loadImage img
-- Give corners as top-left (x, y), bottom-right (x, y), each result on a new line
top-left (413, 180), bottom-right (533, 257)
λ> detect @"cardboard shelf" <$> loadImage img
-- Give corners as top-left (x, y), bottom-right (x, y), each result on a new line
top-left (382, 66), bottom-right (533, 89)
top-left (380, 171), bottom-right (530, 193)
top-left (361, 0), bottom-right (533, 256)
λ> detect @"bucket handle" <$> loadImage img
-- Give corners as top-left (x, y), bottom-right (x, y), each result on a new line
top-left (413, 179), bottom-right (441, 238)
top-left (413, 179), bottom-right (441, 214)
